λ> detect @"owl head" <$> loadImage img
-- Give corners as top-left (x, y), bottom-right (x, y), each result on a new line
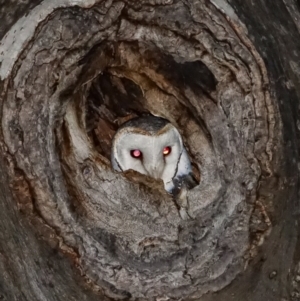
top-left (111, 116), bottom-right (192, 193)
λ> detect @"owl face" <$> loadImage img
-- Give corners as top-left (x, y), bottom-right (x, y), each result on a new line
top-left (112, 126), bottom-right (183, 183)
top-left (111, 116), bottom-right (192, 192)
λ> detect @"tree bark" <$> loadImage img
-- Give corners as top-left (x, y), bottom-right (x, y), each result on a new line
top-left (0, 0), bottom-right (299, 300)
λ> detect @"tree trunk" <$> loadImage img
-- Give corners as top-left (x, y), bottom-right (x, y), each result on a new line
top-left (0, 0), bottom-right (299, 300)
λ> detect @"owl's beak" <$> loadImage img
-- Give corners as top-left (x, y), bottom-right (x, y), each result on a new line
top-left (149, 169), bottom-right (160, 179)
top-left (147, 163), bottom-right (164, 179)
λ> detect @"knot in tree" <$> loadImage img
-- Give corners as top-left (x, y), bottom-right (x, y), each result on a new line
top-left (0, 0), bottom-right (299, 301)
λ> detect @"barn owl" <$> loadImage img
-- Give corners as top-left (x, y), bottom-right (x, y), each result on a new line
top-left (111, 115), bottom-right (195, 195)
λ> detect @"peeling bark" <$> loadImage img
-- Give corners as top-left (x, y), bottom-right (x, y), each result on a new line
top-left (0, 0), bottom-right (299, 300)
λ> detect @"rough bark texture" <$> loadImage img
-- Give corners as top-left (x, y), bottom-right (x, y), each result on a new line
top-left (0, 0), bottom-right (299, 300)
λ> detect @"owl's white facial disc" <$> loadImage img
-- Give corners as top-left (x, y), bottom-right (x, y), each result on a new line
top-left (111, 116), bottom-right (192, 192)
top-left (113, 127), bottom-right (182, 181)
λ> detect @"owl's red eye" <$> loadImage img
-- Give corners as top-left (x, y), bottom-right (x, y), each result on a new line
top-left (163, 146), bottom-right (171, 156)
top-left (130, 149), bottom-right (142, 158)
